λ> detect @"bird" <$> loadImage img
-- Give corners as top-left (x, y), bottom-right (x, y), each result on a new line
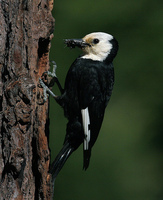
top-left (39, 32), bottom-right (119, 182)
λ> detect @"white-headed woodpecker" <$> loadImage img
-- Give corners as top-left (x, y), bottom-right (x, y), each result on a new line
top-left (39, 32), bottom-right (119, 182)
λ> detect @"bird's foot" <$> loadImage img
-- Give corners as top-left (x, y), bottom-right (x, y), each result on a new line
top-left (39, 78), bottom-right (57, 103)
top-left (42, 61), bottom-right (57, 79)
top-left (39, 61), bottom-right (58, 103)
top-left (38, 60), bottom-right (63, 104)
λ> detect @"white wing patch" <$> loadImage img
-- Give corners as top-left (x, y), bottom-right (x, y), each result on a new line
top-left (81, 107), bottom-right (90, 150)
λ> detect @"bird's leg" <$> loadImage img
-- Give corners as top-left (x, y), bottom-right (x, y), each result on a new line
top-left (39, 78), bottom-right (57, 103)
top-left (39, 61), bottom-right (63, 104)
top-left (43, 61), bottom-right (64, 94)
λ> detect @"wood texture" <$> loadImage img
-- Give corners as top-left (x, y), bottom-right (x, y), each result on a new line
top-left (0, 0), bottom-right (54, 199)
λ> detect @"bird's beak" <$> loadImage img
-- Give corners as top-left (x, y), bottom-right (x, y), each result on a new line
top-left (64, 38), bottom-right (91, 49)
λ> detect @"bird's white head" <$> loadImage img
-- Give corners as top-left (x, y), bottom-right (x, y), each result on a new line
top-left (64, 32), bottom-right (118, 63)
top-left (82, 32), bottom-right (118, 62)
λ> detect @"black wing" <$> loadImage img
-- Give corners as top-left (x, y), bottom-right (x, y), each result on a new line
top-left (77, 59), bottom-right (114, 169)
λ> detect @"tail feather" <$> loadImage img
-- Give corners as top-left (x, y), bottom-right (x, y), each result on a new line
top-left (83, 149), bottom-right (91, 170)
top-left (50, 142), bottom-right (74, 182)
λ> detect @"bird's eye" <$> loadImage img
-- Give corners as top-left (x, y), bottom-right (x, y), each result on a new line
top-left (93, 38), bottom-right (99, 44)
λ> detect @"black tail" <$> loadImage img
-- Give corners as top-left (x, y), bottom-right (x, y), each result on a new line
top-left (50, 142), bottom-right (74, 182)
top-left (83, 149), bottom-right (91, 170)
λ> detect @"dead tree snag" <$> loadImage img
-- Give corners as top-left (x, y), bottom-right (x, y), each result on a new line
top-left (0, 0), bottom-right (54, 199)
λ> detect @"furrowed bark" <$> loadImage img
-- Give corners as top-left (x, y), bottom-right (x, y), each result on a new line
top-left (0, 0), bottom-right (54, 199)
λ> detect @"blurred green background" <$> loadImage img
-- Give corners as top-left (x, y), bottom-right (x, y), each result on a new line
top-left (49, 0), bottom-right (163, 199)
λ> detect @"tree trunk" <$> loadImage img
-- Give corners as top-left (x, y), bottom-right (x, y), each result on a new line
top-left (0, 0), bottom-right (54, 199)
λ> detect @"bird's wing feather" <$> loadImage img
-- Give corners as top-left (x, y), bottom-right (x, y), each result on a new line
top-left (79, 70), bottom-right (98, 108)
top-left (78, 64), bottom-right (99, 151)
top-left (81, 107), bottom-right (90, 150)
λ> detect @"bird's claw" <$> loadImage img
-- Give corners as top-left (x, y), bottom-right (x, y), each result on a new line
top-left (39, 78), bottom-right (50, 103)
top-left (38, 77), bottom-right (57, 104)
top-left (38, 61), bottom-right (63, 104)
top-left (43, 61), bottom-right (57, 78)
